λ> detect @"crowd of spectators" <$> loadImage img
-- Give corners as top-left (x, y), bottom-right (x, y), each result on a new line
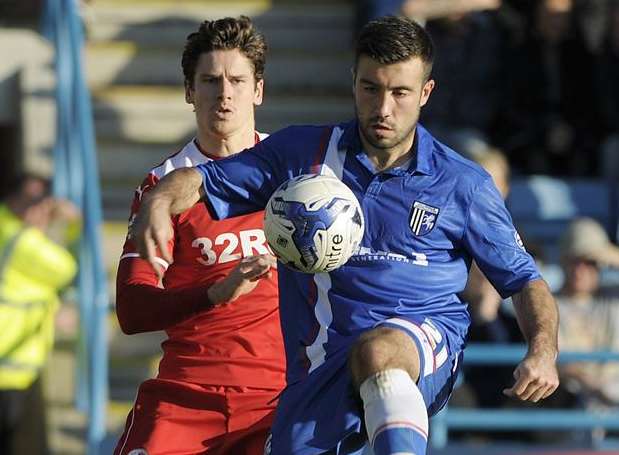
top-left (450, 148), bottom-right (619, 444)
top-left (360, 0), bottom-right (619, 178)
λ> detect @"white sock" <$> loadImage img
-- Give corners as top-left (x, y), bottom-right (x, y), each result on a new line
top-left (359, 369), bottom-right (428, 455)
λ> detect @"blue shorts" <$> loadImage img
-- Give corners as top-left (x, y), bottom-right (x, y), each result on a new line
top-left (267, 314), bottom-right (464, 455)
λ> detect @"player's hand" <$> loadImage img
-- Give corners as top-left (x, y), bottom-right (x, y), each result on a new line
top-left (132, 194), bottom-right (174, 277)
top-left (503, 351), bottom-right (559, 402)
top-left (207, 254), bottom-right (277, 305)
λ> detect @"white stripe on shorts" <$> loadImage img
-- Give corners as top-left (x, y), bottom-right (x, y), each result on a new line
top-left (384, 317), bottom-right (435, 377)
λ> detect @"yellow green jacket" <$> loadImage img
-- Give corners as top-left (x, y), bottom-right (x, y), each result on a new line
top-left (0, 204), bottom-right (77, 390)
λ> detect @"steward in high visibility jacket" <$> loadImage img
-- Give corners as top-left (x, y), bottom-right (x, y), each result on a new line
top-left (0, 203), bottom-right (77, 390)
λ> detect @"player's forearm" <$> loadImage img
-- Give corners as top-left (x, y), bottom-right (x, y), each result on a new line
top-left (402, 0), bottom-right (499, 20)
top-left (512, 279), bottom-right (559, 359)
top-left (143, 167), bottom-right (205, 216)
top-left (116, 281), bottom-right (213, 334)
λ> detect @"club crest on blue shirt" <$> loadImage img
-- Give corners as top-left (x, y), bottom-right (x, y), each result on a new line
top-left (410, 201), bottom-right (440, 236)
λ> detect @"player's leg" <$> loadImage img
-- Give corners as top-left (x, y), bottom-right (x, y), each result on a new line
top-left (349, 326), bottom-right (427, 455)
top-left (350, 317), bottom-right (462, 455)
top-left (213, 386), bottom-right (279, 455)
top-left (114, 379), bottom-right (227, 455)
top-left (217, 421), bottom-right (271, 455)
top-left (213, 414), bottom-right (274, 455)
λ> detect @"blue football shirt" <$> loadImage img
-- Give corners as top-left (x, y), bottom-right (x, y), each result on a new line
top-left (196, 120), bottom-right (541, 450)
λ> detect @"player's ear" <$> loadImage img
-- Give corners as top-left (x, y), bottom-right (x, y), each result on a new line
top-left (254, 78), bottom-right (264, 106)
top-left (184, 81), bottom-right (194, 105)
top-left (419, 79), bottom-right (435, 107)
top-left (351, 67), bottom-right (357, 95)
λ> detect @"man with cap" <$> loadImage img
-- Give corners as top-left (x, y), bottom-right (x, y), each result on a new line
top-left (556, 217), bottom-right (619, 406)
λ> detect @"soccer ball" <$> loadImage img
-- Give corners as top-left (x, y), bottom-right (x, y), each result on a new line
top-left (264, 174), bottom-right (364, 273)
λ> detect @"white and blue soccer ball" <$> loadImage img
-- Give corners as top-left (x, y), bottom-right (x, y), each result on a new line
top-left (264, 174), bottom-right (365, 273)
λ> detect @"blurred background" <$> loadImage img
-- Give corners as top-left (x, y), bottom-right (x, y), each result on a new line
top-left (1, 0), bottom-right (619, 454)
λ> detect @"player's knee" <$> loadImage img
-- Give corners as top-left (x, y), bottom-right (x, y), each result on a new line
top-left (350, 330), bottom-right (392, 370)
top-left (349, 327), bottom-right (419, 387)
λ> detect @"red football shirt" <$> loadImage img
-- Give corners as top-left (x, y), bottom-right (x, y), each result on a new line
top-left (116, 135), bottom-right (286, 388)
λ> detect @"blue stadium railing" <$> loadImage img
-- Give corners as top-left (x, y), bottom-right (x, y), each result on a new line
top-left (42, 1), bottom-right (109, 454)
top-left (430, 344), bottom-right (619, 449)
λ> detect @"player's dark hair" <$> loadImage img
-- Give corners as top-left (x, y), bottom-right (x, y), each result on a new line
top-left (355, 16), bottom-right (434, 80)
top-left (182, 16), bottom-right (267, 89)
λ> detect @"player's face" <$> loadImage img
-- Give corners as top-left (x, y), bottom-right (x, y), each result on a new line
top-left (354, 55), bottom-right (434, 156)
top-left (185, 49), bottom-right (264, 139)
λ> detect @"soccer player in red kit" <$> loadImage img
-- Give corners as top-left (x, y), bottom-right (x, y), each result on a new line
top-left (113, 16), bottom-right (286, 455)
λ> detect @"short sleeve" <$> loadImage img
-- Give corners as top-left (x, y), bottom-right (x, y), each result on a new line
top-left (462, 176), bottom-right (541, 298)
top-left (197, 132), bottom-right (288, 219)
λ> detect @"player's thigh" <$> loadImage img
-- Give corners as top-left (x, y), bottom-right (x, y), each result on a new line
top-left (349, 324), bottom-right (422, 384)
top-left (226, 386), bottom-right (279, 432)
top-left (114, 379), bottom-right (227, 455)
top-left (215, 387), bottom-right (279, 455)
top-left (378, 316), bottom-right (463, 416)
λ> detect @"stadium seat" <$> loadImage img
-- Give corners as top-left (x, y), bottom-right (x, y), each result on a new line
top-left (507, 176), bottom-right (615, 262)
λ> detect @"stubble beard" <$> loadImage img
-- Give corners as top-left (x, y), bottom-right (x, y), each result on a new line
top-left (359, 119), bottom-right (417, 152)
top-left (355, 102), bottom-right (419, 152)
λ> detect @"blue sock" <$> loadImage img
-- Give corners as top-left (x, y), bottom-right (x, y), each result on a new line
top-left (372, 424), bottom-right (427, 454)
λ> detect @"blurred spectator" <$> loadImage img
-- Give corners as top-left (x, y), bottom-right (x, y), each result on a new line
top-left (555, 218), bottom-right (619, 407)
top-left (402, 0), bottom-right (502, 22)
top-left (576, 0), bottom-right (613, 53)
top-left (356, 0), bottom-right (607, 177)
top-left (495, 0), bottom-right (602, 176)
top-left (595, 0), bottom-right (619, 180)
top-left (356, 0), bottom-right (406, 34)
top-left (0, 173), bottom-right (78, 455)
top-left (419, 7), bottom-right (506, 157)
top-left (473, 148), bottom-right (511, 197)
top-left (356, 0), bottom-right (503, 40)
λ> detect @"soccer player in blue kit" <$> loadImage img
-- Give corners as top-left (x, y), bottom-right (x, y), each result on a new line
top-left (132, 16), bottom-right (560, 455)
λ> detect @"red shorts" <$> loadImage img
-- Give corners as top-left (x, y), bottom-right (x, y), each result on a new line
top-left (114, 379), bottom-right (279, 455)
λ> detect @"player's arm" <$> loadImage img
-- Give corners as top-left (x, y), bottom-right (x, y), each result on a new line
top-left (134, 135), bottom-right (284, 270)
top-left (117, 171), bottom-right (275, 334)
top-left (145, 167), bottom-right (205, 214)
top-left (462, 175), bottom-right (559, 402)
top-left (133, 167), bottom-right (205, 270)
top-left (116, 254), bottom-right (275, 334)
top-left (504, 279), bottom-right (559, 402)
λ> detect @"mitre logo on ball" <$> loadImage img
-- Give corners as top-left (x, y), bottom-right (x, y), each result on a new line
top-left (264, 174), bottom-right (365, 274)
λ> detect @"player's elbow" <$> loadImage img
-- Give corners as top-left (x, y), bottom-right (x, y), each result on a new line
top-left (115, 301), bottom-right (141, 335)
top-left (115, 287), bottom-right (145, 335)
top-left (117, 320), bottom-right (140, 335)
